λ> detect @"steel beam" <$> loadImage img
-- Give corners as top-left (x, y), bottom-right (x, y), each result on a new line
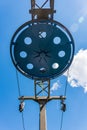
top-left (19, 96), bottom-right (66, 130)
top-left (19, 96), bottom-right (66, 101)
top-left (29, 0), bottom-right (56, 20)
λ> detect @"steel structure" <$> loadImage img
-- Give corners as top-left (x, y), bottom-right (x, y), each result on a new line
top-left (29, 0), bottom-right (56, 20)
top-left (10, 0), bottom-right (75, 130)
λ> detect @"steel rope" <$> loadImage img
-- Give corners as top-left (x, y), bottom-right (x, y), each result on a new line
top-left (59, 69), bottom-right (69, 130)
top-left (16, 70), bottom-right (26, 130)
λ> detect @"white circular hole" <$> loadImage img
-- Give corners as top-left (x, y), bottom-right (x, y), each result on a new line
top-left (58, 51), bottom-right (65, 57)
top-left (24, 37), bottom-right (32, 45)
top-left (53, 37), bottom-right (61, 44)
top-left (27, 63), bottom-right (33, 69)
top-left (52, 63), bottom-right (59, 69)
top-left (20, 51), bottom-right (27, 58)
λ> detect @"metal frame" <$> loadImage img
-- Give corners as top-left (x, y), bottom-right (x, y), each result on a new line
top-left (34, 79), bottom-right (50, 98)
top-left (19, 95), bottom-right (66, 130)
top-left (10, 1), bottom-right (75, 130)
top-left (29, 0), bottom-right (56, 20)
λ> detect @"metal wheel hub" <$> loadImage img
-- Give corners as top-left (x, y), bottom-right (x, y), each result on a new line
top-left (10, 20), bottom-right (75, 79)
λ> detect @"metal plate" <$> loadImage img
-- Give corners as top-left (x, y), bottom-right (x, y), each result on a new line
top-left (10, 20), bottom-right (75, 79)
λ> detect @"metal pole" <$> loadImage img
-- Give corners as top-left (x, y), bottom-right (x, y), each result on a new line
top-left (39, 102), bottom-right (47, 130)
top-left (19, 96), bottom-right (66, 130)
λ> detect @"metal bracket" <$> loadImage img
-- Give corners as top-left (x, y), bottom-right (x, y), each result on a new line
top-left (19, 95), bottom-right (66, 103)
top-left (19, 95), bottom-right (66, 130)
top-left (34, 79), bottom-right (50, 98)
top-left (29, 0), bottom-right (56, 20)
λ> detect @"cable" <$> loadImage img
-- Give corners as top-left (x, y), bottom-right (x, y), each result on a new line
top-left (59, 69), bottom-right (69, 130)
top-left (15, 69), bottom-right (26, 130)
top-left (16, 69), bottom-right (21, 96)
top-left (22, 112), bottom-right (26, 130)
top-left (64, 69), bottom-right (69, 96)
top-left (60, 111), bottom-right (64, 130)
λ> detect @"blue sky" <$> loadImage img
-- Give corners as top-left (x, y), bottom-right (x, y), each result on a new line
top-left (0, 0), bottom-right (87, 130)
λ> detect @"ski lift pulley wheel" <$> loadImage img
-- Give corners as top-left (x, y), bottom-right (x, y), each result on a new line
top-left (10, 20), bottom-right (75, 80)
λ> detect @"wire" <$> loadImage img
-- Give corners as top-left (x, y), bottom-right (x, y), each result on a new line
top-left (16, 69), bottom-right (21, 96)
top-left (22, 112), bottom-right (26, 130)
top-left (64, 69), bottom-right (69, 96)
top-left (60, 111), bottom-right (64, 130)
top-left (15, 69), bottom-right (26, 130)
top-left (59, 69), bottom-right (69, 130)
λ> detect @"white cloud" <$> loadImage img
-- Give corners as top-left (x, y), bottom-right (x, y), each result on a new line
top-left (51, 81), bottom-right (60, 92)
top-left (65, 49), bottom-right (87, 93)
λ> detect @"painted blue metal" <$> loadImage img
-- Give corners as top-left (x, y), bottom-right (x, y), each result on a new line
top-left (10, 20), bottom-right (75, 79)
